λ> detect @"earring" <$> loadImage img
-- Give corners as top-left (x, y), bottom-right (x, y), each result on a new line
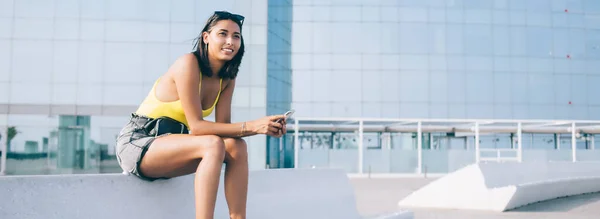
top-left (204, 43), bottom-right (208, 51)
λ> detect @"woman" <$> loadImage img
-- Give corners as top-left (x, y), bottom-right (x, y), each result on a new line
top-left (115, 11), bottom-right (287, 219)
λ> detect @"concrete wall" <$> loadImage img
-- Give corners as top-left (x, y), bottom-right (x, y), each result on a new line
top-left (0, 168), bottom-right (413, 219)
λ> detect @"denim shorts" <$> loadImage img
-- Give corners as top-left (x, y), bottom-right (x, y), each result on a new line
top-left (115, 113), bottom-right (170, 181)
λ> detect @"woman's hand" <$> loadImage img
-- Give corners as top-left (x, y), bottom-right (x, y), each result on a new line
top-left (277, 118), bottom-right (287, 137)
top-left (248, 115), bottom-right (287, 137)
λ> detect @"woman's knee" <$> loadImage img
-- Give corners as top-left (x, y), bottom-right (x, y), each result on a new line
top-left (195, 135), bottom-right (225, 161)
top-left (223, 138), bottom-right (248, 160)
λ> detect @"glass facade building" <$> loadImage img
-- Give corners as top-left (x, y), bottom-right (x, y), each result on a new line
top-left (0, 0), bottom-right (276, 175)
top-left (291, 0), bottom-right (600, 120)
top-left (2, 0), bottom-right (600, 175)
top-left (286, 0), bottom-right (600, 173)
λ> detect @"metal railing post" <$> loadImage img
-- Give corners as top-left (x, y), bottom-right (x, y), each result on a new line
top-left (358, 120), bottom-right (364, 174)
top-left (0, 127), bottom-right (6, 175)
top-left (417, 121), bottom-right (422, 174)
top-left (475, 122), bottom-right (480, 163)
top-left (517, 122), bottom-right (522, 162)
top-left (572, 122), bottom-right (577, 162)
top-left (294, 119), bottom-right (299, 168)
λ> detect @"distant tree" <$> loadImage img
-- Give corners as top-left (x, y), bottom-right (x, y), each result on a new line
top-left (6, 126), bottom-right (18, 152)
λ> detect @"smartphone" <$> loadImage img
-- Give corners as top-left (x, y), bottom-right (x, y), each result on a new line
top-left (277, 109), bottom-right (295, 123)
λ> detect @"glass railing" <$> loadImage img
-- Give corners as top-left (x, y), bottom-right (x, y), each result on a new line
top-left (0, 114), bottom-right (127, 176)
top-left (296, 148), bottom-right (600, 174)
top-left (287, 118), bottom-right (600, 175)
top-left (4, 116), bottom-right (600, 176)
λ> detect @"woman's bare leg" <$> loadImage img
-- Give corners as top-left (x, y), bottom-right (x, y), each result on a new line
top-left (138, 134), bottom-right (226, 219)
top-left (222, 138), bottom-right (249, 219)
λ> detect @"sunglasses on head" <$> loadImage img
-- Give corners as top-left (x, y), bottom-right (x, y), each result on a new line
top-left (214, 11), bottom-right (245, 26)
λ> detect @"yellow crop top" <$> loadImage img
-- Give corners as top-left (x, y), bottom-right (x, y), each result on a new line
top-left (135, 74), bottom-right (223, 128)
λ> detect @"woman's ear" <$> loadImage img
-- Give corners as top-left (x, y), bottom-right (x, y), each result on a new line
top-left (202, 31), bottom-right (209, 44)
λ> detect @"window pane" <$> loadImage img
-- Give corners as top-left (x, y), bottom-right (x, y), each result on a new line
top-left (553, 28), bottom-right (569, 58)
top-left (494, 57), bottom-right (511, 72)
top-left (331, 23), bottom-right (361, 54)
top-left (587, 76), bottom-right (600, 105)
top-left (528, 74), bottom-right (554, 104)
top-left (566, 0), bottom-right (584, 13)
top-left (528, 58), bottom-right (553, 73)
top-left (571, 75), bottom-right (587, 104)
top-left (527, 0), bottom-right (551, 12)
top-left (510, 27), bottom-right (527, 56)
top-left (446, 0), bottom-right (464, 8)
top-left (447, 71), bottom-right (466, 103)
top-left (570, 29), bottom-right (586, 58)
top-left (492, 9), bottom-right (509, 24)
top-left (398, 7), bottom-right (428, 22)
top-left (446, 56), bottom-right (465, 70)
top-left (554, 74), bottom-right (571, 104)
top-left (494, 0), bottom-right (508, 9)
top-left (585, 0), bottom-right (600, 13)
top-left (586, 30), bottom-right (600, 59)
top-left (399, 23), bottom-right (428, 54)
top-left (512, 74), bottom-right (529, 104)
top-left (466, 56), bottom-right (493, 71)
top-left (399, 70), bottom-right (429, 102)
top-left (446, 24), bottom-right (463, 54)
top-left (509, 0), bottom-right (527, 10)
top-left (465, 9), bottom-right (491, 24)
top-left (527, 12), bottom-right (552, 27)
top-left (429, 55), bottom-right (447, 70)
top-left (446, 9), bottom-right (464, 23)
top-left (553, 13), bottom-right (568, 28)
top-left (430, 71), bottom-right (448, 103)
top-left (463, 0), bottom-right (492, 9)
top-left (493, 26), bottom-right (510, 56)
top-left (466, 72), bottom-right (493, 103)
top-left (428, 24), bottom-right (446, 54)
top-left (511, 57), bottom-right (527, 73)
top-left (527, 27), bottom-right (553, 57)
top-left (400, 0), bottom-right (428, 7)
top-left (494, 73), bottom-right (511, 104)
top-left (464, 24), bottom-right (492, 56)
top-left (466, 104), bottom-right (494, 119)
top-left (381, 26), bottom-right (400, 54)
top-left (428, 8), bottom-right (446, 22)
top-left (551, 0), bottom-right (568, 12)
top-left (510, 11), bottom-right (526, 25)
top-left (568, 13), bottom-right (586, 29)
top-left (400, 55), bottom-right (428, 70)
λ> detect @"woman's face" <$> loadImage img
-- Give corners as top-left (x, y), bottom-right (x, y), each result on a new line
top-left (203, 19), bottom-right (242, 62)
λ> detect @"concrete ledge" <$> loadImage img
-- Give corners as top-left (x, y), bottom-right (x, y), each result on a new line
top-left (506, 176), bottom-right (600, 210)
top-left (0, 168), bottom-right (412, 219)
top-left (398, 162), bottom-right (600, 212)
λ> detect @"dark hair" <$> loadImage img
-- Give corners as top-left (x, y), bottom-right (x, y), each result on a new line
top-left (192, 11), bottom-right (245, 79)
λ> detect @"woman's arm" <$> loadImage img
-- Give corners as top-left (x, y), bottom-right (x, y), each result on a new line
top-left (173, 55), bottom-right (283, 137)
top-left (213, 79), bottom-right (256, 138)
top-left (215, 79), bottom-right (235, 124)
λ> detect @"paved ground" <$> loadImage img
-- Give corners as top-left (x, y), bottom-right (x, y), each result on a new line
top-left (349, 177), bottom-right (600, 219)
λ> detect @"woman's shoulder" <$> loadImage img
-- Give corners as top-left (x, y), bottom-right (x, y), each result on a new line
top-left (173, 53), bottom-right (199, 67)
top-left (167, 53), bottom-right (200, 75)
top-left (156, 54), bottom-right (201, 87)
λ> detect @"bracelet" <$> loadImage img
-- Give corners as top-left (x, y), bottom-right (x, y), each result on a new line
top-left (240, 122), bottom-right (246, 137)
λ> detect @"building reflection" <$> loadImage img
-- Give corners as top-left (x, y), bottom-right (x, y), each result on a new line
top-left (2, 115), bottom-right (123, 175)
